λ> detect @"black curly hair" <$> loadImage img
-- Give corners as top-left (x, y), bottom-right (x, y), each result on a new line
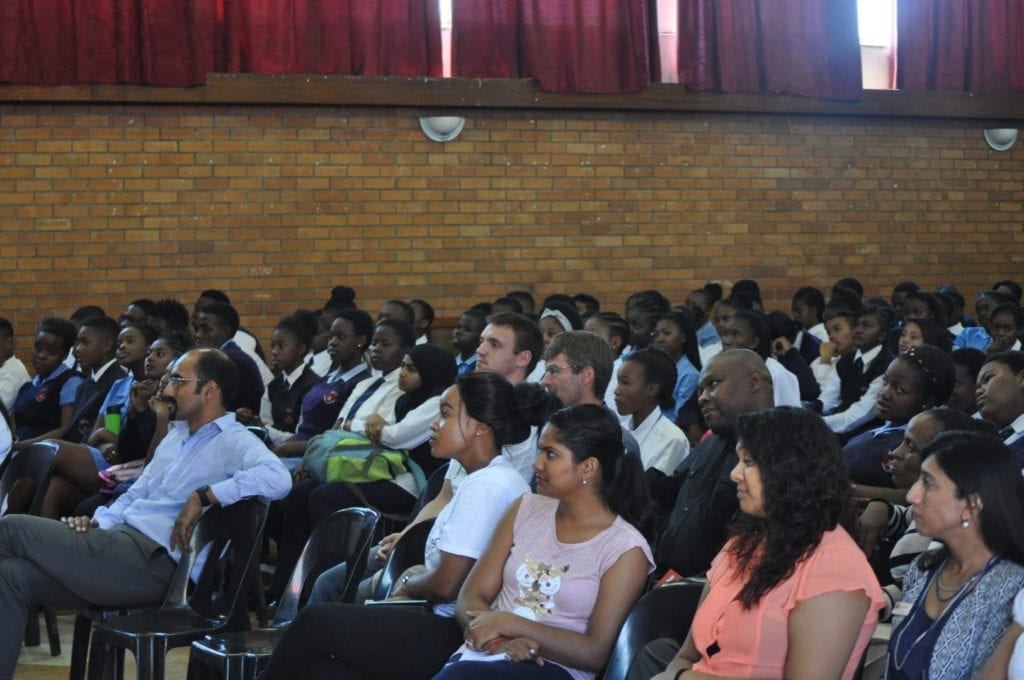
top-left (729, 406), bottom-right (854, 609)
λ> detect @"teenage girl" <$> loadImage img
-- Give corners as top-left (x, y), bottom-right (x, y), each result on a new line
top-left (614, 348), bottom-right (689, 477)
top-left (652, 311), bottom-right (701, 422)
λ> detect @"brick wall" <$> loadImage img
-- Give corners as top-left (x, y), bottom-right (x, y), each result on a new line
top-left (1, 103), bottom-right (1022, 357)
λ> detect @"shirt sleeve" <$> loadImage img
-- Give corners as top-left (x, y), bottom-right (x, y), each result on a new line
top-left (207, 430), bottom-right (292, 506)
top-left (434, 472), bottom-right (523, 560)
top-left (60, 375), bottom-right (84, 406)
top-left (823, 374), bottom-right (883, 434)
top-left (380, 396), bottom-right (438, 450)
top-left (786, 538), bottom-right (883, 614)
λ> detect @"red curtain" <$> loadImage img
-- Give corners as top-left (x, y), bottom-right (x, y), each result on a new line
top-left (0, 0), bottom-right (440, 86)
top-left (0, 0), bottom-right (217, 86)
top-left (676, 0), bottom-right (863, 100)
top-left (218, 0), bottom-right (442, 77)
top-left (451, 0), bottom-right (656, 94)
top-left (897, 0), bottom-right (1024, 93)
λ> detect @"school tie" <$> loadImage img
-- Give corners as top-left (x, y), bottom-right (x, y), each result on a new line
top-left (343, 377), bottom-right (385, 421)
top-left (852, 357), bottom-right (865, 374)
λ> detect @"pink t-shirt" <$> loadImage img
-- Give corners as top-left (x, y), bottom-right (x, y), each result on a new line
top-left (488, 494), bottom-right (654, 680)
top-left (691, 526), bottom-right (884, 680)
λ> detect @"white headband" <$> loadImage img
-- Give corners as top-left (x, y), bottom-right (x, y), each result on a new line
top-left (540, 308), bottom-right (573, 333)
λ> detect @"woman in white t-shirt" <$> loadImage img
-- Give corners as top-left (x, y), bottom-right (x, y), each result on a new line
top-left (257, 371), bottom-right (555, 680)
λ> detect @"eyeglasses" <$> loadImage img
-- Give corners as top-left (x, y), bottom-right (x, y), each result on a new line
top-left (167, 376), bottom-right (208, 389)
top-left (543, 363), bottom-right (580, 379)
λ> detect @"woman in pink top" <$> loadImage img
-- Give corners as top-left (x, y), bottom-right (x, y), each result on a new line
top-left (435, 404), bottom-right (654, 680)
top-left (655, 406), bottom-right (884, 680)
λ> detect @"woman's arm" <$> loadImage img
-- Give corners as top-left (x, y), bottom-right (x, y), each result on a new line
top-left (455, 498), bottom-right (522, 630)
top-left (980, 622), bottom-right (1021, 680)
top-left (851, 484), bottom-right (907, 505)
top-left (392, 551), bottom-right (477, 603)
top-left (784, 589), bottom-right (871, 679)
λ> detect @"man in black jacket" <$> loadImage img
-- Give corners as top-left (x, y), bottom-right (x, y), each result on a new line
top-left (652, 349), bottom-right (775, 578)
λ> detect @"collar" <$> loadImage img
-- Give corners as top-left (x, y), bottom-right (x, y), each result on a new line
top-left (172, 411), bottom-right (234, 439)
top-left (1007, 412), bottom-right (1024, 437)
top-left (282, 363), bottom-right (305, 386)
top-left (34, 362), bottom-right (70, 386)
top-left (947, 322), bottom-right (964, 335)
top-left (329, 362), bottom-right (368, 384)
top-left (629, 407), bottom-right (662, 436)
top-left (91, 358), bottom-right (119, 382)
top-left (854, 344), bottom-right (883, 367)
top-left (218, 339), bottom-right (237, 351)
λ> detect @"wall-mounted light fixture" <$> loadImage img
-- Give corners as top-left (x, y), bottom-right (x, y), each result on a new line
top-left (984, 128), bottom-right (1018, 152)
top-left (420, 116), bottom-right (465, 143)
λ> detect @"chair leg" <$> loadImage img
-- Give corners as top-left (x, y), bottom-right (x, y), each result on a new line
top-left (44, 606), bottom-right (61, 656)
top-left (69, 615), bottom-right (92, 680)
top-left (24, 606), bottom-right (41, 647)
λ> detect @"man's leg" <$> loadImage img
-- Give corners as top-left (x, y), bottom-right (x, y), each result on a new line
top-left (0, 515), bottom-right (175, 677)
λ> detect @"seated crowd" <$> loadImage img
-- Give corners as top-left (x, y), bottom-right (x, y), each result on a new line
top-left (2, 276), bottom-right (1024, 679)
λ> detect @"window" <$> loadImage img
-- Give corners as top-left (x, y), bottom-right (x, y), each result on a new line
top-left (858, 0), bottom-right (897, 89)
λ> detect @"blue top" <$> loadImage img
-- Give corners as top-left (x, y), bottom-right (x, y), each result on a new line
top-left (696, 320), bottom-right (720, 347)
top-left (664, 355), bottom-right (699, 422)
top-left (953, 326), bottom-right (991, 351)
top-left (456, 353), bottom-right (477, 376)
top-left (100, 375), bottom-right (135, 422)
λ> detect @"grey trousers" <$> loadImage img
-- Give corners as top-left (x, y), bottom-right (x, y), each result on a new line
top-left (0, 515), bottom-right (176, 678)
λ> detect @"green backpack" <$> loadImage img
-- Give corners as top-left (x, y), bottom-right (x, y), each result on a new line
top-left (302, 429), bottom-right (426, 491)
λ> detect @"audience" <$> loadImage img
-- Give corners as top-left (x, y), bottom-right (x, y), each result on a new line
top-left (9, 278), bottom-right (1024, 678)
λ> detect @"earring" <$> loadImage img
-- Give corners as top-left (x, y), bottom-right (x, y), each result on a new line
top-left (581, 478), bottom-right (588, 486)
top-left (961, 518), bottom-right (970, 529)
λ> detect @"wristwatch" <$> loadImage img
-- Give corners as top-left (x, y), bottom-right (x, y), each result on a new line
top-left (195, 485), bottom-right (213, 507)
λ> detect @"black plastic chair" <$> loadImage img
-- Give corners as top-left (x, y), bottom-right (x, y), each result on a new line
top-left (0, 441), bottom-right (62, 656)
top-left (186, 506), bottom-right (380, 680)
top-left (372, 518), bottom-right (435, 601)
top-left (86, 498), bottom-right (270, 680)
top-left (601, 579), bottom-right (705, 680)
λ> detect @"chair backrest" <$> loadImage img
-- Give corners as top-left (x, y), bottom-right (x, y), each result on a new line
top-left (374, 518), bottom-right (436, 601)
top-left (0, 441), bottom-right (59, 516)
top-left (410, 462), bottom-right (448, 518)
top-left (246, 426), bottom-right (271, 446)
top-left (273, 506), bottom-right (380, 626)
top-left (601, 579), bottom-right (705, 680)
top-left (163, 498), bottom-right (269, 631)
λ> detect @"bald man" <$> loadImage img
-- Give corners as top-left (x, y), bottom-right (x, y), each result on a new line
top-left (652, 349), bottom-right (775, 578)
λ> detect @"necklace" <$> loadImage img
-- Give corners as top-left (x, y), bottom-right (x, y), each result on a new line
top-left (891, 555), bottom-right (1000, 671)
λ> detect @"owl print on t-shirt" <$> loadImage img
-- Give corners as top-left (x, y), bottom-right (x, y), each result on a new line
top-left (513, 555), bottom-right (569, 620)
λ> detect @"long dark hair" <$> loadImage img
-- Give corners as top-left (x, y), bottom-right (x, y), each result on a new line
top-left (546, 404), bottom-right (650, 530)
top-left (456, 371), bottom-right (559, 451)
top-left (730, 407), bottom-right (854, 609)
top-left (918, 431), bottom-right (1024, 569)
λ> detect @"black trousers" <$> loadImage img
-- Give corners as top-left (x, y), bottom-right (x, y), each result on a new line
top-left (256, 603), bottom-right (463, 680)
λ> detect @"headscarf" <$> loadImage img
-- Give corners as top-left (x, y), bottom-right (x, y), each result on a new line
top-left (394, 343), bottom-right (457, 421)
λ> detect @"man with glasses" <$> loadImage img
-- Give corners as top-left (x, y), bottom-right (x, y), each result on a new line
top-left (540, 330), bottom-right (613, 408)
top-left (0, 348), bottom-right (291, 678)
